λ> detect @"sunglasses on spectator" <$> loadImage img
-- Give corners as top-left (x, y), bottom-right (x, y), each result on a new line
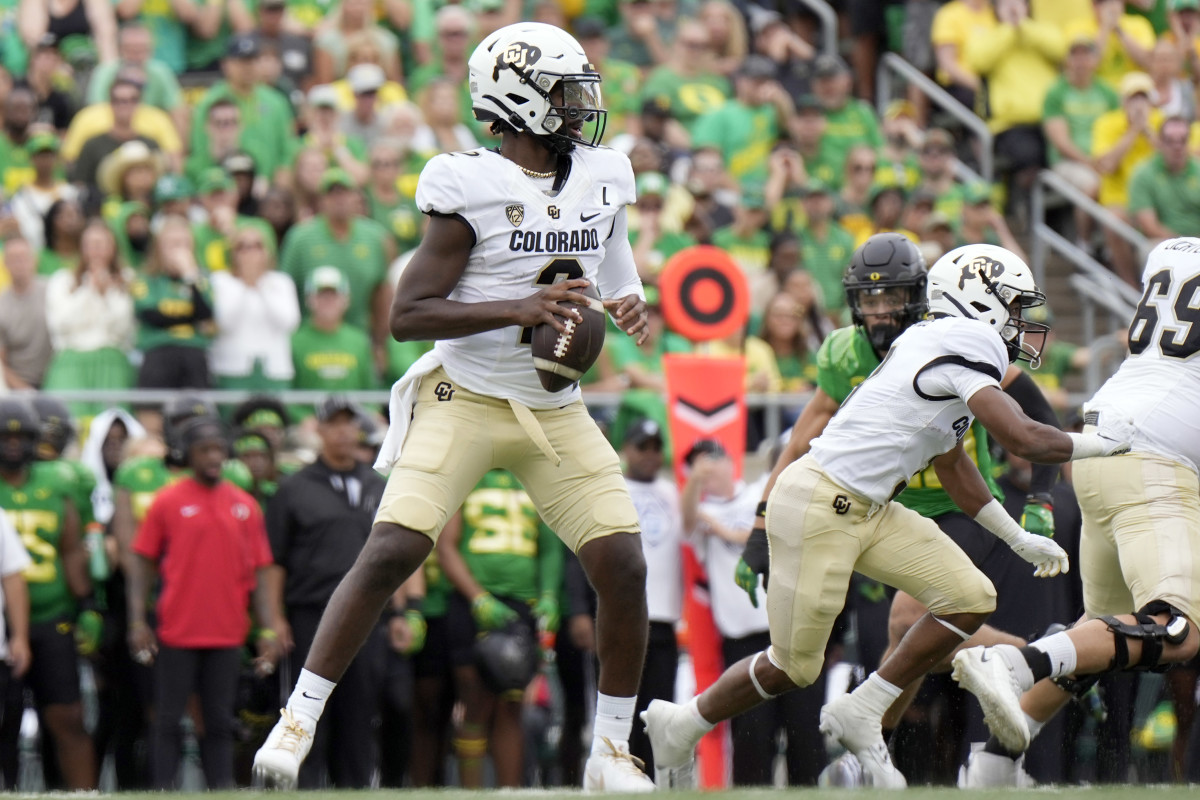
top-left (112, 94), bottom-right (140, 105)
top-left (921, 146), bottom-right (950, 155)
top-left (235, 240), bottom-right (265, 252)
top-left (851, 162), bottom-right (876, 172)
top-left (439, 28), bottom-right (469, 38)
top-left (370, 159), bottom-right (400, 168)
top-left (212, 117), bottom-right (239, 128)
top-left (1162, 135), bottom-right (1189, 146)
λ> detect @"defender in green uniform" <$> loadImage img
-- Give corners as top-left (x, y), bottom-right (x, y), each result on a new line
top-left (436, 470), bottom-right (564, 789)
top-left (0, 399), bottom-right (96, 789)
top-left (737, 234), bottom-right (1066, 734)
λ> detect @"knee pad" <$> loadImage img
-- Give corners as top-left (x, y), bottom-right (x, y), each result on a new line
top-left (1101, 601), bottom-right (1191, 673)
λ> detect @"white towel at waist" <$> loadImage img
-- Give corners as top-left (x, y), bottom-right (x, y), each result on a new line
top-left (373, 350), bottom-right (444, 473)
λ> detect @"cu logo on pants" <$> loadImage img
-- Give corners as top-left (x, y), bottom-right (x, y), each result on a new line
top-left (832, 494), bottom-right (851, 515)
top-left (434, 381), bottom-right (455, 402)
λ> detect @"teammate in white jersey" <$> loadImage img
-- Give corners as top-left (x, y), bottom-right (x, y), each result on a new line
top-left (955, 237), bottom-right (1200, 787)
top-left (254, 22), bottom-right (654, 792)
top-left (643, 244), bottom-right (1133, 788)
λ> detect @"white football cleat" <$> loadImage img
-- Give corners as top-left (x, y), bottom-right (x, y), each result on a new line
top-left (583, 737), bottom-right (655, 792)
top-left (252, 709), bottom-right (314, 790)
top-left (957, 743), bottom-right (1035, 788)
top-left (640, 700), bottom-right (702, 788)
top-left (951, 647), bottom-right (1031, 753)
top-left (819, 693), bottom-right (906, 789)
top-left (818, 753), bottom-right (865, 787)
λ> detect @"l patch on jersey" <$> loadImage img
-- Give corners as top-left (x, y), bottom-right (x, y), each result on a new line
top-left (506, 204), bottom-right (524, 227)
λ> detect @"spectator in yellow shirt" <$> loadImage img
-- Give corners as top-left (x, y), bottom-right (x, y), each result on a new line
top-left (930, 0), bottom-right (997, 110)
top-left (965, 0), bottom-right (1065, 179)
top-left (1064, 0), bottom-right (1157, 88)
top-left (62, 68), bottom-right (182, 173)
top-left (1092, 71), bottom-right (1161, 283)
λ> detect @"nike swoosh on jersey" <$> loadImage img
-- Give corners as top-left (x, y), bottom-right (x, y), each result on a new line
top-left (580, 212), bottom-right (600, 222)
top-left (302, 691), bottom-right (322, 700)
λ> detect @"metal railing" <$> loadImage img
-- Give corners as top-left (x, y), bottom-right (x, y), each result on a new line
top-left (875, 52), bottom-right (992, 183)
top-left (1030, 168), bottom-right (1143, 396)
top-left (797, 0), bottom-right (838, 57)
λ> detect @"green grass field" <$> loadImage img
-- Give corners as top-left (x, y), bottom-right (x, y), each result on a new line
top-left (70, 788), bottom-right (1200, 800)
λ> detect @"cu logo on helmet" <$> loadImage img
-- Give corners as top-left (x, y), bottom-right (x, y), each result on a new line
top-left (499, 42), bottom-right (541, 71)
top-left (957, 255), bottom-right (1005, 290)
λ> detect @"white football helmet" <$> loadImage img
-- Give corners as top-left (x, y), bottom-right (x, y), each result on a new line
top-left (468, 22), bottom-right (606, 153)
top-left (926, 244), bottom-right (1048, 366)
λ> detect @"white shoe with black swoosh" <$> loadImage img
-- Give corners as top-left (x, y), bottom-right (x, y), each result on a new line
top-left (952, 647), bottom-right (1031, 753)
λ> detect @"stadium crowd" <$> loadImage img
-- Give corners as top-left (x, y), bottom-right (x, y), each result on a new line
top-left (0, 0), bottom-right (1196, 791)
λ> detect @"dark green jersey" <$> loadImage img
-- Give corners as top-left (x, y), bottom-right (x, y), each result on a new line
top-left (0, 461), bottom-right (79, 623)
top-left (459, 470), bottom-right (562, 603)
top-left (420, 549), bottom-right (452, 619)
top-left (815, 326), bottom-right (1003, 517)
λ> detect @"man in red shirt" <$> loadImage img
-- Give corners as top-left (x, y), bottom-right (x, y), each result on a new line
top-left (127, 416), bottom-right (285, 790)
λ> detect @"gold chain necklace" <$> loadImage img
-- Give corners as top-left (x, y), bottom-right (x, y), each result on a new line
top-left (519, 165), bottom-right (557, 179)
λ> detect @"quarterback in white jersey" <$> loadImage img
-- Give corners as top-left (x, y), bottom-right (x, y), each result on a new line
top-left (643, 244), bottom-right (1132, 789)
top-left (256, 22), bottom-right (654, 793)
top-left (956, 237), bottom-right (1200, 787)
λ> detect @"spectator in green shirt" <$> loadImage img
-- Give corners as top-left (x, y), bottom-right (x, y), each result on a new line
top-left (86, 23), bottom-right (187, 135)
top-left (191, 168), bottom-right (276, 273)
top-left (1129, 115), bottom-right (1200, 238)
top-left (184, 98), bottom-right (244, 187)
top-left (797, 178), bottom-right (855, 318)
top-left (364, 139), bottom-right (422, 255)
top-left (788, 94), bottom-right (841, 189)
top-left (915, 128), bottom-right (965, 219)
top-left (630, 171), bottom-right (696, 283)
top-left (691, 55), bottom-right (788, 184)
top-left (280, 167), bottom-right (395, 369)
top-left (812, 53), bottom-right (883, 185)
top-left (953, 180), bottom-right (1027, 258)
top-left (299, 84), bottom-right (369, 181)
top-left (191, 34), bottom-right (297, 185)
top-left (289, 265), bottom-right (378, 423)
top-left (712, 184), bottom-right (773, 314)
top-left (0, 85), bottom-right (36, 197)
top-left (639, 19), bottom-right (731, 133)
top-left (1041, 32), bottom-right (1116, 247)
top-left (607, 0), bottom-right (673, 67)
top-left (116, 0), bottom-right (188, 73)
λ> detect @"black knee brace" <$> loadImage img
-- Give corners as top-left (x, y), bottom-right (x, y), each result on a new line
top-left (1101, 600), bottom-right (1191, 672)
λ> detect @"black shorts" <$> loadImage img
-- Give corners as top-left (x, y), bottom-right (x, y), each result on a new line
top-left (27, 618), bottom-right (82, 707)
top-left (137, 345), bottom-right (211, 390)
top-left (411, 615), bottom-right (450, 679)
top-left (445, 592), bottom-right (536, 669)
top-left (933, 511), bottom-right (1001, 573)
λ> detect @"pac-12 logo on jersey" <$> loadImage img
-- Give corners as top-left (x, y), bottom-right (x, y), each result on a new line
top-left (506, 204), bottom-right (524, 227)
top-left (494, 42), bottom-right (542, 77)
top-left (958, 254), bottom-right (1005, 289)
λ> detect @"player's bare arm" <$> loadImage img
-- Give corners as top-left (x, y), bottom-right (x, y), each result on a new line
top-left (967, 386), bottom-right (1076, 463)
top-left (390, 215), bottom-right (595, 341)
top-left (931, 441), bottom-right (998, 517)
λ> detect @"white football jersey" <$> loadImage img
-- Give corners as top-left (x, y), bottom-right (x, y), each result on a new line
top-left (809, 317), bottom-right (1008, 505)
top-left (414, 146), bottom-right (642, 409)
top-left (625, 477), bottom-right (684, 624)
top-left (1086, 238), bottom-right (1200, 475)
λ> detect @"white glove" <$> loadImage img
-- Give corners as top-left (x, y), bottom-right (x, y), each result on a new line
top-left (1005, 531), bottom-right (1071, 578)
top-left (1068, 416), bottom-right (1134, 460)
top-left (975, 498), bottom-right (1070, 578)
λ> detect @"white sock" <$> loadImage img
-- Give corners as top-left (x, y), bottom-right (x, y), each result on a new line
top-left (995, 644), bottom-right (1036, 691)
top-left (1031, 631), bottom-right (1078, 679)
top-left (851, 672), bottom-right (904, 719)
top-left (286, 669), bottom-right (336, 731)
top-left (591, 693), bottom-right (637, 754)
top-left (687, 696), bottom-right (717, 733)
top-left (1025, 712), bottom-right (1045, 741)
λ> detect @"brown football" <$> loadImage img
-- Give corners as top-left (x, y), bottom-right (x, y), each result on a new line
top-left (531, 282), bottom-right (607, 392)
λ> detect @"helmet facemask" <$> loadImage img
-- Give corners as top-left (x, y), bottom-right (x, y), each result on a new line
top-left (984, 273), bottom-right (1049, 367)
top-left (848, 282), bottom-right (928, 356)
top-left (0, 432), bottom-right (36, 472)
top-left (490, 56), bottom-right (607, 154)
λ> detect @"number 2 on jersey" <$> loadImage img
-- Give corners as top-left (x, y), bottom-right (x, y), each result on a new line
top-left (518, 257), bottom-right (585, 344)
top-left (1128, 269), bottom-right (1200, 358)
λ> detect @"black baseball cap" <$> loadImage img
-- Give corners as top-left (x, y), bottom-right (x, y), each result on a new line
top-left (315, 395), bottom-right (359, 423)
top-left (623, 418), bottom-right (664, 447)
top-left (226, 33), bottom-right (260, 59)
top-left (684, 438), bottom-right (727, 466)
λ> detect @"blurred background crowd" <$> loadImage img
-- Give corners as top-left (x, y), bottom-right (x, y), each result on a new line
top-left (0, 0), bottom-right (1196, 791)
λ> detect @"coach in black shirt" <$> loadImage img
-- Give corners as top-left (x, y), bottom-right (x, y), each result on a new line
top-left (265, 396), bottom-right (386, 789)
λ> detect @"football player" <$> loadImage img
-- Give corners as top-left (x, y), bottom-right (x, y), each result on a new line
top-left (739, 233), bottom-right (1071, 756)
top-left (642, 244), bottom-right (1132, 788)
top-left (0, 398), bottom-right (96, 789)
top-left (254, 22), bottom-right (653, 791)
top-left (955, 237), bottom-right (1200, 785)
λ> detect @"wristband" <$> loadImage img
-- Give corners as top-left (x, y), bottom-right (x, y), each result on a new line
top-left (974, 498), bottom-right (1028, 546)
top-left (755, 501), bottom-right (768, 518)
top-left (257, 629), bottom-right (278, 641)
